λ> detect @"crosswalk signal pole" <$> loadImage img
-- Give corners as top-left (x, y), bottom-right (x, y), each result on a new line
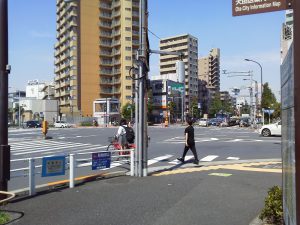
top-left (0, 0), bottom-right (11, 196)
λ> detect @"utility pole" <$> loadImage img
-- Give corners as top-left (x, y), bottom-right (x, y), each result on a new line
top-left (0, 0), bottom-right (11, 195)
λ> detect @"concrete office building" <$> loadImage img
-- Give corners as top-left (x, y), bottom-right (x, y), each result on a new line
top-left (198, 48), bottom-right (220, 100)
top-left (55, 0), bottom-right (139, 117)
top-left (159, 34), bottom-right (198, 111)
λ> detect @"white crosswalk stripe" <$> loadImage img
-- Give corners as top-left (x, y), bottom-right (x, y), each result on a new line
top-left (169, 156), bottom-right (194, 165)
top-left (148, 155), bottom-right (173, 165)
top-left (10, 140), bottom-right (105, 157)
top-left (200, 155), bottom-right (219, 162)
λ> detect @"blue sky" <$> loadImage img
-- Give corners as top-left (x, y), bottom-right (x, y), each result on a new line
top-left (8, 0), bottom-right (285, 99)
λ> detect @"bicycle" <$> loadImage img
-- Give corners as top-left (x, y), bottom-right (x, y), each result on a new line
top-left (107, 136), bottom-right (135, 162)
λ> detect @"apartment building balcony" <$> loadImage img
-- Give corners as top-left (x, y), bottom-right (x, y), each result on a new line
top-left (55, 66), bottom-right (60, 74)
top-left (112, 40), bottom-right (121, 46)
top-left (160, 67), bottom-right (176, 73)
top-left (132, 40), bottom-right (139, 46)
top-left (100, 69), bottom-right (113, 76)
top-left (112, 0), bottom-right (120, 8)
top-left (112, 11), bottom-right (120, 18)
top-left (113, 68), bottom-right (121, 75)
top-left (99, 3), bottom-right (112, 10)
top-left (100, 50), bottom-right (113, 57)
top-left (113, 59), bottom-right (121, 65)
top-left (100, 79), bottom-right (113, 86)
top-left (132, 1), bottom-right (139, 8)
top-left (112, 21), bottom-right (121, 28)
top-left (99, 40), bottom-right (112, 47)
top-left (112, 30), bottom-right (121, 36)
top-left (132, 11), bottom-right (139, 18)
top-left (100, 89), bottom-right (113, 94)
top-left (100, 12), bottom-right (112, 19)
top-left (113, 49), bottom-right (120, 55)
top-left (59, 99), bottom-right (67, 106)
top-left (68, 10), bottom-right (77, 18)
top-left (60, 89), bottom-right (71, 96)
top-left (100, 60), bottom-right (113, 66)
top-left (55, 92), bottom-right (60, 98)
top-left (67, 20), bottom-right (77, 29)
top-left (132, 21), bottom-right (139, 27)
top-left (60, 8), bottom-right (67, 18)
top-left (100, 31), bottom-right (112, 38)
top-left (55, 75), bottom-right (61, 82)
top-left (132, 30), bottom-right (139, 37)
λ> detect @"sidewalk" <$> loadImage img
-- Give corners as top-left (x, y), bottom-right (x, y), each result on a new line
top-left (3, 161), bottom-right (281, 225)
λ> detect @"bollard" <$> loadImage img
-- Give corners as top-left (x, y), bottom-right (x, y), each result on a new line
top-left (29, 158), bottom-right (35, 196)
top-left (69, 154), bottom-right (75, 188)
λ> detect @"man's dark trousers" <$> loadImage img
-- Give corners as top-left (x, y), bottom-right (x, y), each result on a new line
top-left (182, 142), bottom-right (199, 161)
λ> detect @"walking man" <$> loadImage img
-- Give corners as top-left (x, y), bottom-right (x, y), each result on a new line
top-left (177, 118), bottom-right (199, 164)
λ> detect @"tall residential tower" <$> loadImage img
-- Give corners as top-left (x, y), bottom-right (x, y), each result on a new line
top-left (159, 34), bottom-right (198, 111)
top-left (55, 0), bottom-right (139, 117)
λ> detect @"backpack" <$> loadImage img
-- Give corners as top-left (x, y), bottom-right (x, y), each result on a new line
top-left (122, 126), bottom-right (135, 144)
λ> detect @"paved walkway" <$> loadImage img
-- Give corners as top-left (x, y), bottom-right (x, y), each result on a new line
top-left (3, 160), bottom-right (281, 225)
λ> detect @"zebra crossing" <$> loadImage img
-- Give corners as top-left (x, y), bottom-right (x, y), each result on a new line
top-left (9, 140), bottom-right (241, 167)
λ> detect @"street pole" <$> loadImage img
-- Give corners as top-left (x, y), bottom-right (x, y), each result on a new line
top-left (0, 0), bottom-right (10, 194)
top-left (245, 59), bottom-right (263, 123)
top-left (18, 90), bottom-right (21, 128)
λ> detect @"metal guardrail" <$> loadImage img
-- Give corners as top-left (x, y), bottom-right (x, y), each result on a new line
top-left (0, 191), bottom-right (15, 204)
top-left (10, 149), bottom-right (134, 196)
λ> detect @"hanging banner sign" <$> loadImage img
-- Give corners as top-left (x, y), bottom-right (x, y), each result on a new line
top-left (232, 0), bottom-right (292, 16)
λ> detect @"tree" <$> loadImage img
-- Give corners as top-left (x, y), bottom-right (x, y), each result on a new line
top-left (190, 97), bottom-right (199, 118)
top-left (167, 101), bottom-right (176, 123)
top-left (261, 83), bottom-right (279, 122)
top-left (208, 94), bottom-right (222, 117)
top-left (121, 102), bottom-right (134, 121)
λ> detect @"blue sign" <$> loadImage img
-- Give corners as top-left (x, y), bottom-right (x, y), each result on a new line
top-left (92, 152), bottom-right (111, 170)
top-left (42, 156), bottom-right (66, 177)
top-left (263, 109), bottom-right (275, 114)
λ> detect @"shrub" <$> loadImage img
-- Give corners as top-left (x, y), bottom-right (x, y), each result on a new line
top-left (0, 211), bottom-right (10, 224)
top-left (259, 186), bottom-right (283, 225)
top-left (80, 121), bottom-right (93, 126)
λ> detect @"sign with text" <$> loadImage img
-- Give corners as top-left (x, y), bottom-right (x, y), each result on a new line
top-left (92, 152), bottom-right (111, 170)
top-left (42, 156), bottom-right (66, 177)
top-left (232, 0), bottom-right (290, 16)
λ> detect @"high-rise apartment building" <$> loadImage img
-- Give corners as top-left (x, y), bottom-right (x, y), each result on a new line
top-left (159, 34), bottom-right (198, 111)
top-left (198, 48), bottom-right (220, 99)
top-left (281, 9), bottom-right (293, 63)
top-left (55, 0), bottom-right (139, 117)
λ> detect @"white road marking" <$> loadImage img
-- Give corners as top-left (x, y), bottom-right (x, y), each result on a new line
top-left (226, 139), bottom-right (243, 142)
top-left (169, 156), bottom-right (194, 164)
top-left (210, 138), bottom-right (219, 141)
top-left (227, 157), bottom-right (240, 160)
top-left (148, 155), bottom-right (173, 165)
top-left (200, 155), bottom-right (219, 162)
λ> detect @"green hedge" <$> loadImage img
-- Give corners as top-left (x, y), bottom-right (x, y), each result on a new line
top-left (80, 121), bottom-right (93, 126)
top-left (259, 186), bottom-right (283, 225)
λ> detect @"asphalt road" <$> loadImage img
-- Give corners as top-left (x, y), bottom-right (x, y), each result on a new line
top-left (8, 125), bottom-right (281, 191)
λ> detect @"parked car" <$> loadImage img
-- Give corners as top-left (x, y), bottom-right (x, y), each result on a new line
top-left (54, 121), bottom-right (71, 128)
top-left (239, 118), bottom-right (250, 127)
top-left (259, 121), bottom-right (281, 137)
top-left (199, 118), bottom-right (208, 127)
top-left (23, 120), bottom-right (41, 128)
top-left (208, 118), bottom-right (222, 126)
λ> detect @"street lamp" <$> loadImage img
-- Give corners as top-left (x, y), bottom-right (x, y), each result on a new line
top-left (244, 59), bottom-right (263, 123)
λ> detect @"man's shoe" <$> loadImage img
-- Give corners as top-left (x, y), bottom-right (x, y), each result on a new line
top-left (193, 160), bottom-right (199, 165)
top-left (177, 157), bottom-right (184, 163)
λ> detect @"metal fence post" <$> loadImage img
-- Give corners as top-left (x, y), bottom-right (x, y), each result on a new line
top-left (69, 154), bottom-right (75, 188)
top-left (130, 149), bottom-right (134, 176)
top-left (29, 158), bottom-right (35, 196)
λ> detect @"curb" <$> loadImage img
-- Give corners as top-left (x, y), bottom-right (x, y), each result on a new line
top-left (11, 170), bottom-right (127, 198)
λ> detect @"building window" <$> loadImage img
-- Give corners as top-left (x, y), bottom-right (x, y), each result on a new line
top-left (126, 95), bottom-right (132, 99)
top-left (125, 8), bottom-right (131, 11)
top-left (126, 76), bottom-right (131, 80)
top-left (125, 66), bottom-right (131, 70)
top-left (125, 56), bottom-right (132, 60)
top-left (126, 86), bottom-right (131, 90)
top-left (125, 37), bottom-right (131, 41)
top-left (125, 17), bottom-right (131, 21)
top-left (125, 47), bottom-right (132, 51)
top-left (125, 27), bottom-right (131, 31)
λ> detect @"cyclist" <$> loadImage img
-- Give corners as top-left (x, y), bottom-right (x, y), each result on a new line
top-left (115, 118), bottom-right (128, 150)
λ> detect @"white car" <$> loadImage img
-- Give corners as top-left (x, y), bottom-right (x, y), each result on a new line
top-left (259, 121), bottom-right (281, 137)
top-left (54, 121), bottom-right (71, 128)
top-left (199, 118), bottom-right (208, 127)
